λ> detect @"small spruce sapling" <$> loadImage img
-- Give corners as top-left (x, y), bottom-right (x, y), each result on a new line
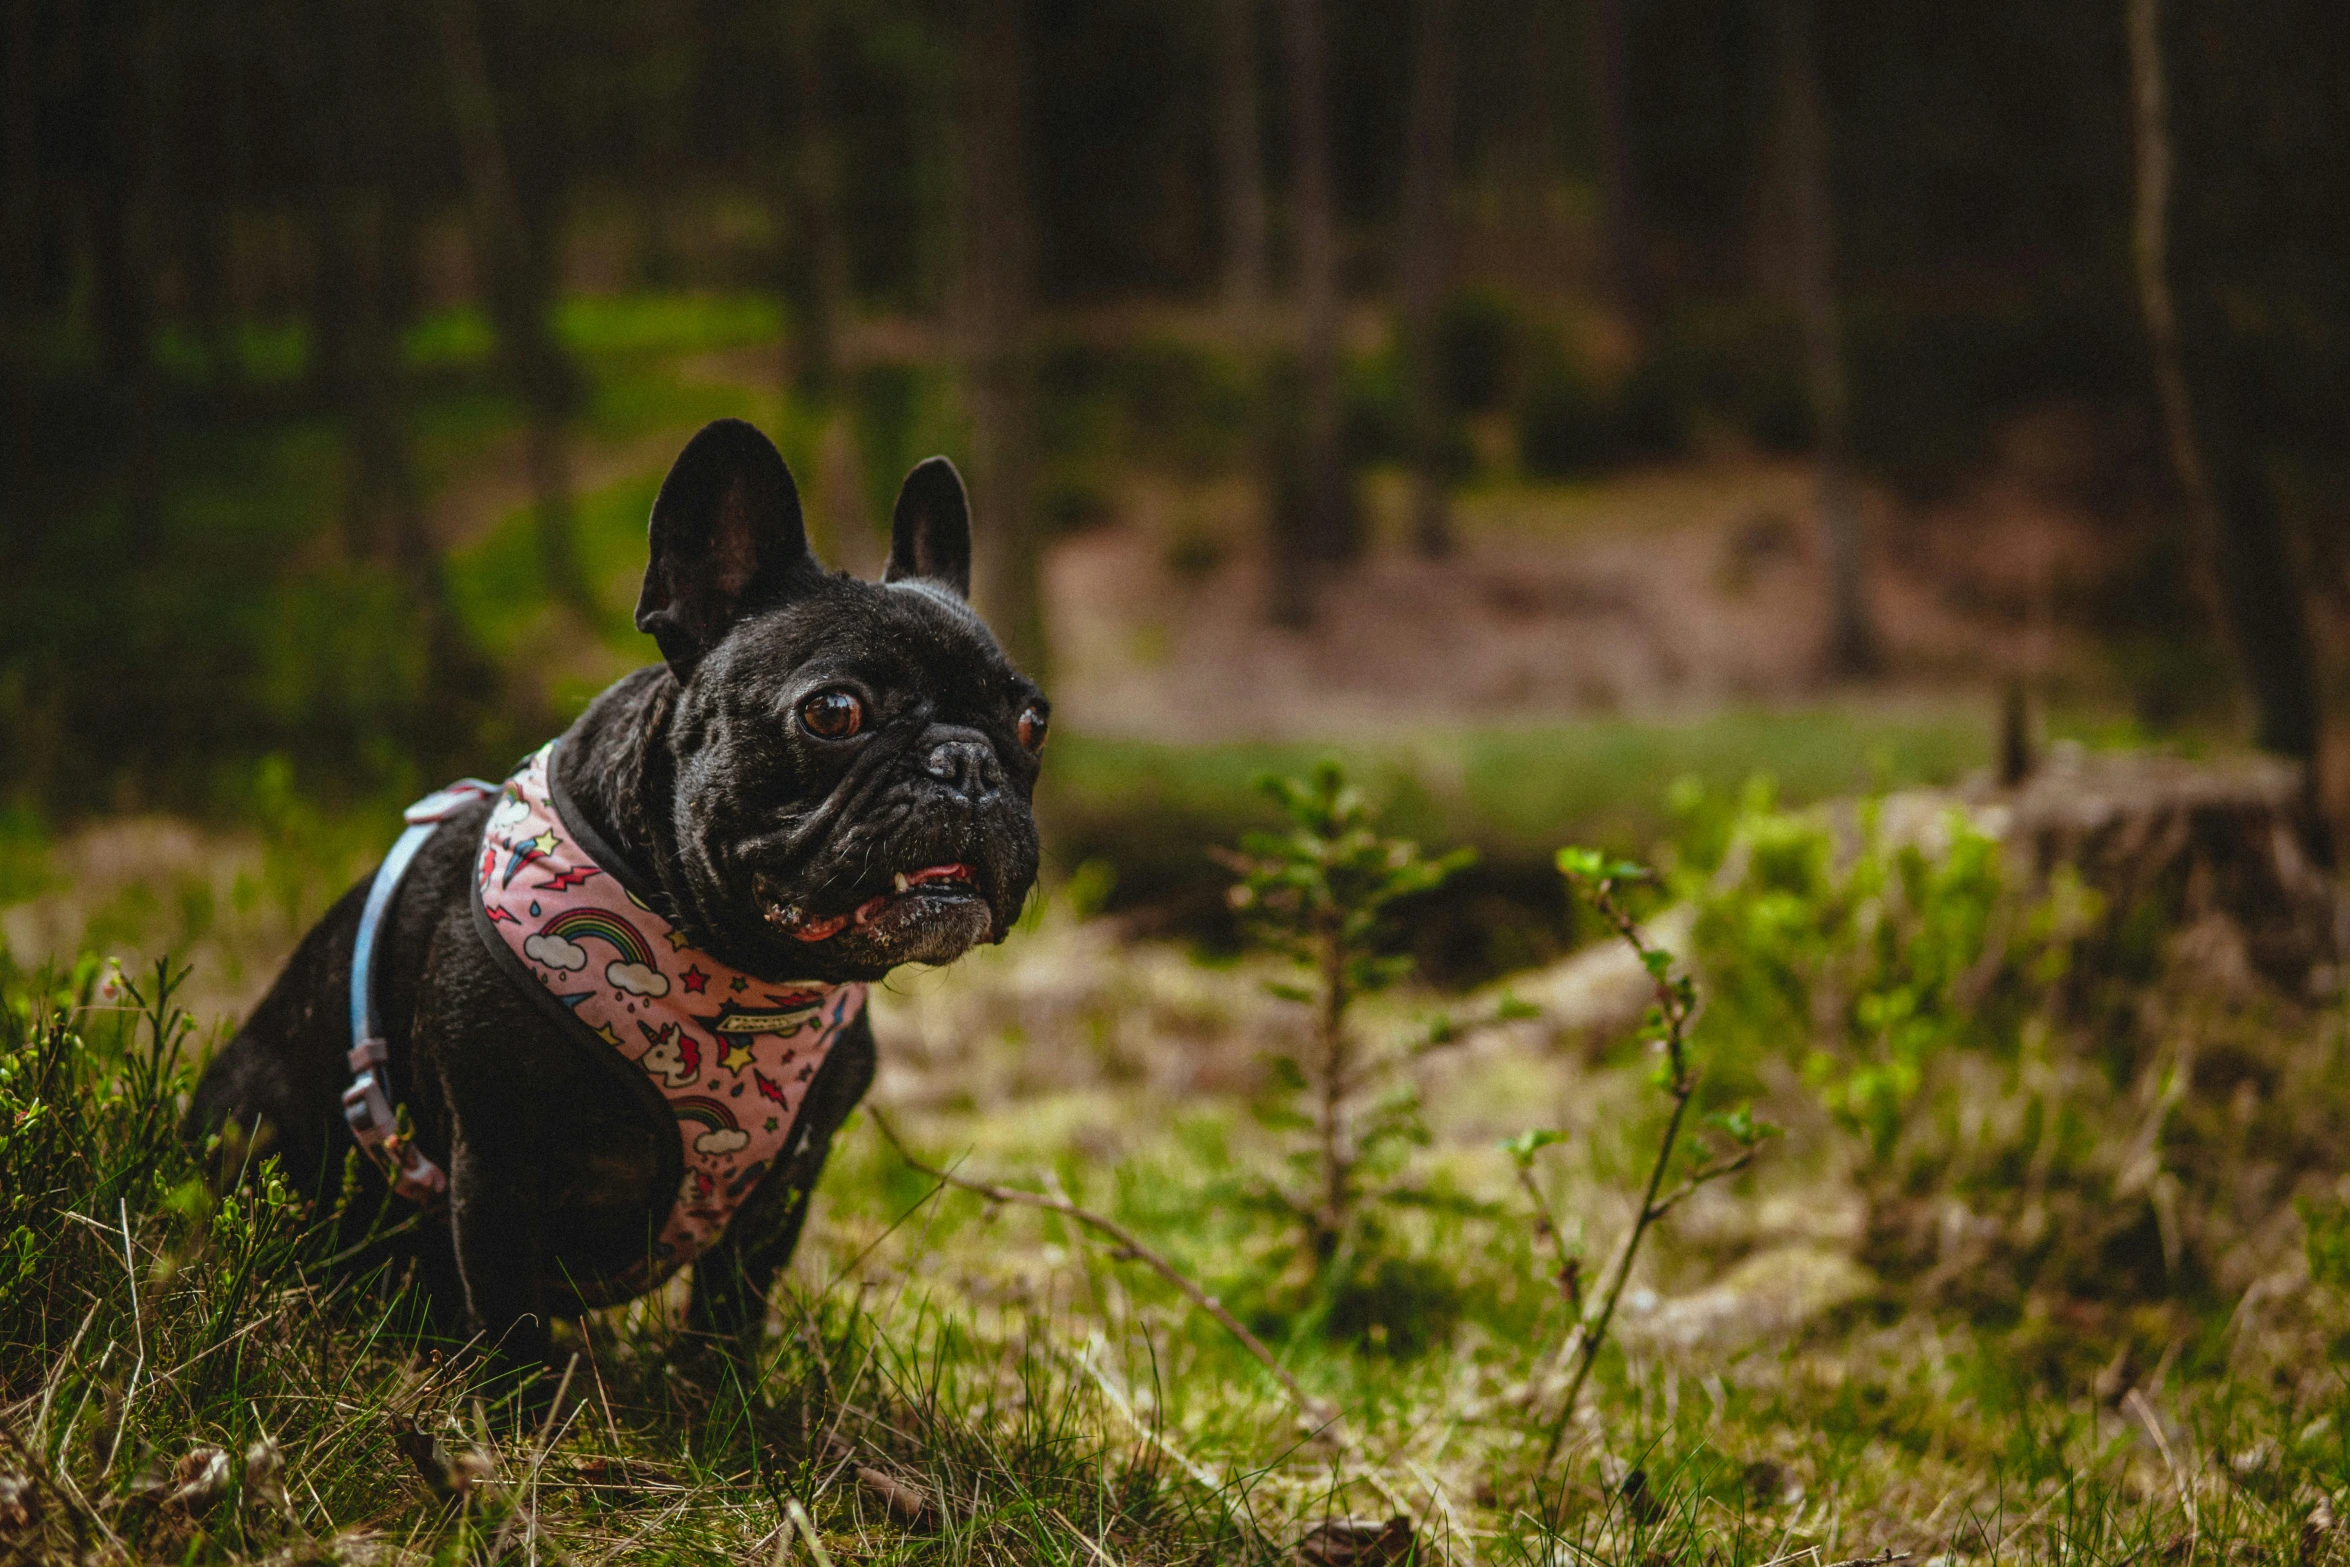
top-left (1218, 764), bottom-right (1477, 1313)
top-left (1520, 848), bottom-right (1776, 1461)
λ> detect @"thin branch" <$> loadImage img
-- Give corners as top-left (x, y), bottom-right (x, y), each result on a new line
top-left (1543, 1061), bottom-right (1692, 1462)
top-left (1540, 868), bottom-right (1726, 1464)
top-left (1511, 1161), bottom-right (1581, 1317)
top-left (1646, 1146), bottom-right (1760, 1224)
top-left (2125, 0), bottom-right (2216, 534)
top-left (870, 1112), bottom-right (1337, 1426)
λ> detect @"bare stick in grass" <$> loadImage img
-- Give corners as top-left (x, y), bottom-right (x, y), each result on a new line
top-left (872, 1114), bottom-right (1428, 1529)
top-left (870, 1111), bottom-right (1337, 1426)
top-left (1536, 850), bottom-right (1771, 1464)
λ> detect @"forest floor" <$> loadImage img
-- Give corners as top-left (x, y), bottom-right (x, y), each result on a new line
top-left (8, 301), bottom-right (2350, 1563)
top-left (6, 839), bottom-right (2350, 1565)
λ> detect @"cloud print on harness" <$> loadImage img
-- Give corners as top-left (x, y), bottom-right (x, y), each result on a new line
top-left (535, 906), bottom-right (670, 997)
top-left (474, 741), bottom-right (866, 1288)
top-left (607, 961), bottom-right (669, 996)
top-left (671, 1096), bottom-right (741, 1146)
top-left (523, 932), bottom-right (589, 972)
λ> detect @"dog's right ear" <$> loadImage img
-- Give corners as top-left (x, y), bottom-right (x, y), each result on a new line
top-left (884, 456), bottom-right (972, 598)
top-left (636, 419), bottom-right (819, 680)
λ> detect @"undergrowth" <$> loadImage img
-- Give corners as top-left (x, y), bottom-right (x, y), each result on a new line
top-left (5, 769), bottom-right (2350, 1563)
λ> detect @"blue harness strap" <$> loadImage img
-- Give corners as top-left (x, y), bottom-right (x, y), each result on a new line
top-left (343, 778), bottom-right (496, 1204)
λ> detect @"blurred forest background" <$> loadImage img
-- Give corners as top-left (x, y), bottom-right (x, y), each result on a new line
top-left (2, 0), bottom-right (2348, 952)
top-left (12, 5), bottom-right (2350, 1558)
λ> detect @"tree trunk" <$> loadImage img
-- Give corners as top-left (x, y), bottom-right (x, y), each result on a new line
top-left (432, 0), bottom-right (593, 618)
top-left (319, 0), bottom-right (485, 722)
top-left (814, 412), bottom-right (879, 578)
top-left (2, 0), bottom-right (42, 522)
top-left (1399, 0), bottom-right (1456, 558)
top-left (1590, 0), bottom-right (1645, 330)
top-left (202, 0), bottom-right (254, 387)
top-left (2124, 0), bottom-right (2325, 825)
top-left (1279, 0), bottom-right (1357, 584)
top-left (91, 0), bottom-right (166, 555)
top-left (961, 0), bottom-right (1045, 676)
top-left (1776, 0), bottom-right (1877, 677)
top-left (1213, 0), bottom-right (1269, 328)
top-left (783, 1), bottom-right (849, 405)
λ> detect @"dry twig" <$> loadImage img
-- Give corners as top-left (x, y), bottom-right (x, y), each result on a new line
top-left (871, 1110), bottom-right (1337, 1426)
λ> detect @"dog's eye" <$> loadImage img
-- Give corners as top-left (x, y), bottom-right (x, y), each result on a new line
top-left (799, 690), bottom-right (863, 740)
top-left (1016, 703), bottom-right (1048, 752)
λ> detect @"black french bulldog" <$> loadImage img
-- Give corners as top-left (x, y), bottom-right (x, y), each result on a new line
top-left (187, 418), bottom-right (1045, 1373)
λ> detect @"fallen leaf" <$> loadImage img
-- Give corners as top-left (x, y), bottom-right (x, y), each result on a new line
top-left (163, 1446), bottom-right (233, 1516)
top-left (0, 1471), bottom-right (36, 1533)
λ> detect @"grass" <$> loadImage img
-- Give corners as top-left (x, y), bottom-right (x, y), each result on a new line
top-left (7, 789), bottom-right (2350, 1562)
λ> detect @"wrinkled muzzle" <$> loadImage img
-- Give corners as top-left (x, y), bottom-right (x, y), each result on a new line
top-left (746, 729), bottom-right (1039, 976)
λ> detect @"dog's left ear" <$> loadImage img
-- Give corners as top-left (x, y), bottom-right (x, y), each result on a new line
top-left (636, 419), bottom-right (820, 679)
top-left (883, 456), bottom-right (972, 598)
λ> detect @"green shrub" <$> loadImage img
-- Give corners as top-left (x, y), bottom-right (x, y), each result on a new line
top-left (1340, 344), bottom-right (1409, 466)
top-left (1675, 779), bottom-right (2084, 1164)
top-left (1618, 301), bottom-right (1812, 456)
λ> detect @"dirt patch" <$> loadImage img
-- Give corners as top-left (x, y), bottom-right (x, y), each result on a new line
top-left (1044, 455), bottom-right (2113, 743)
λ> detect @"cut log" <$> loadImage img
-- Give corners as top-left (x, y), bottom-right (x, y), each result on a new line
top-left (1877, 745), bottom-right (2341, 998)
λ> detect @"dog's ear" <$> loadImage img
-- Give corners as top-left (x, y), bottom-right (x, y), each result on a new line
top-left (636, 420), bottom-right (818, 678)
top-left (883, 456), bottom-right (972, 598)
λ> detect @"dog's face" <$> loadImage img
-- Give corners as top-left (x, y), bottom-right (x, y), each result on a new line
top-left (633, 421), bottom-right (1045, 982)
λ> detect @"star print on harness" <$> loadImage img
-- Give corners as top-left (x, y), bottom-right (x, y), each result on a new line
top-left (467, 742), bottom-right (867, 1285)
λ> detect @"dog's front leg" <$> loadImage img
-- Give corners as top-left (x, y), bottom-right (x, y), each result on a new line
top-left (683, 1221), bottom-right (787, 1376)
top-left (683, 1162), bottom-right (831, 1383)
top-left (446, 1127), bottom-right (552, 1374)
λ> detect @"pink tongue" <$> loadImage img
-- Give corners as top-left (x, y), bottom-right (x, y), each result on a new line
top-left (789, 912), bottom-right (850, 942)
top-left (787, 865), bottom-right (974, 942)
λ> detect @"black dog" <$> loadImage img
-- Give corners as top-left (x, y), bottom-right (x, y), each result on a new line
top-left (188, 419), bottom-right (1045, 1371)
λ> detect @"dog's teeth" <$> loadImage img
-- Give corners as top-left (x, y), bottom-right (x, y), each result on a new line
top-left (894, 872), bottom-right (909, 893)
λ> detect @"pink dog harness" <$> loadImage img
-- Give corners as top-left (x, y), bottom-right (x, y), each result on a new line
top-left (465, 742), bottom-right (868, 1289)
top-left (344, 742), bottom-right (867, 1293)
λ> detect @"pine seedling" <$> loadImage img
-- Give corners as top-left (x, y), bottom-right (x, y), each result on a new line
top-left (1219, 763), bottom-right (1472, 1273)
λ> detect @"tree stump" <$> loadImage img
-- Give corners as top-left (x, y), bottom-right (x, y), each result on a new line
top-left (1989, 746), bottom-right (2340, 997)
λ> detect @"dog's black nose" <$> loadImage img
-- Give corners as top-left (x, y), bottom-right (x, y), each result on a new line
top-left (923, 736), bottom-right (1003, 799)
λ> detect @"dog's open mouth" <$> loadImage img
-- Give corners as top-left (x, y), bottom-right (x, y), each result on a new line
top-left (760, 863), bottom-right (979, 943)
